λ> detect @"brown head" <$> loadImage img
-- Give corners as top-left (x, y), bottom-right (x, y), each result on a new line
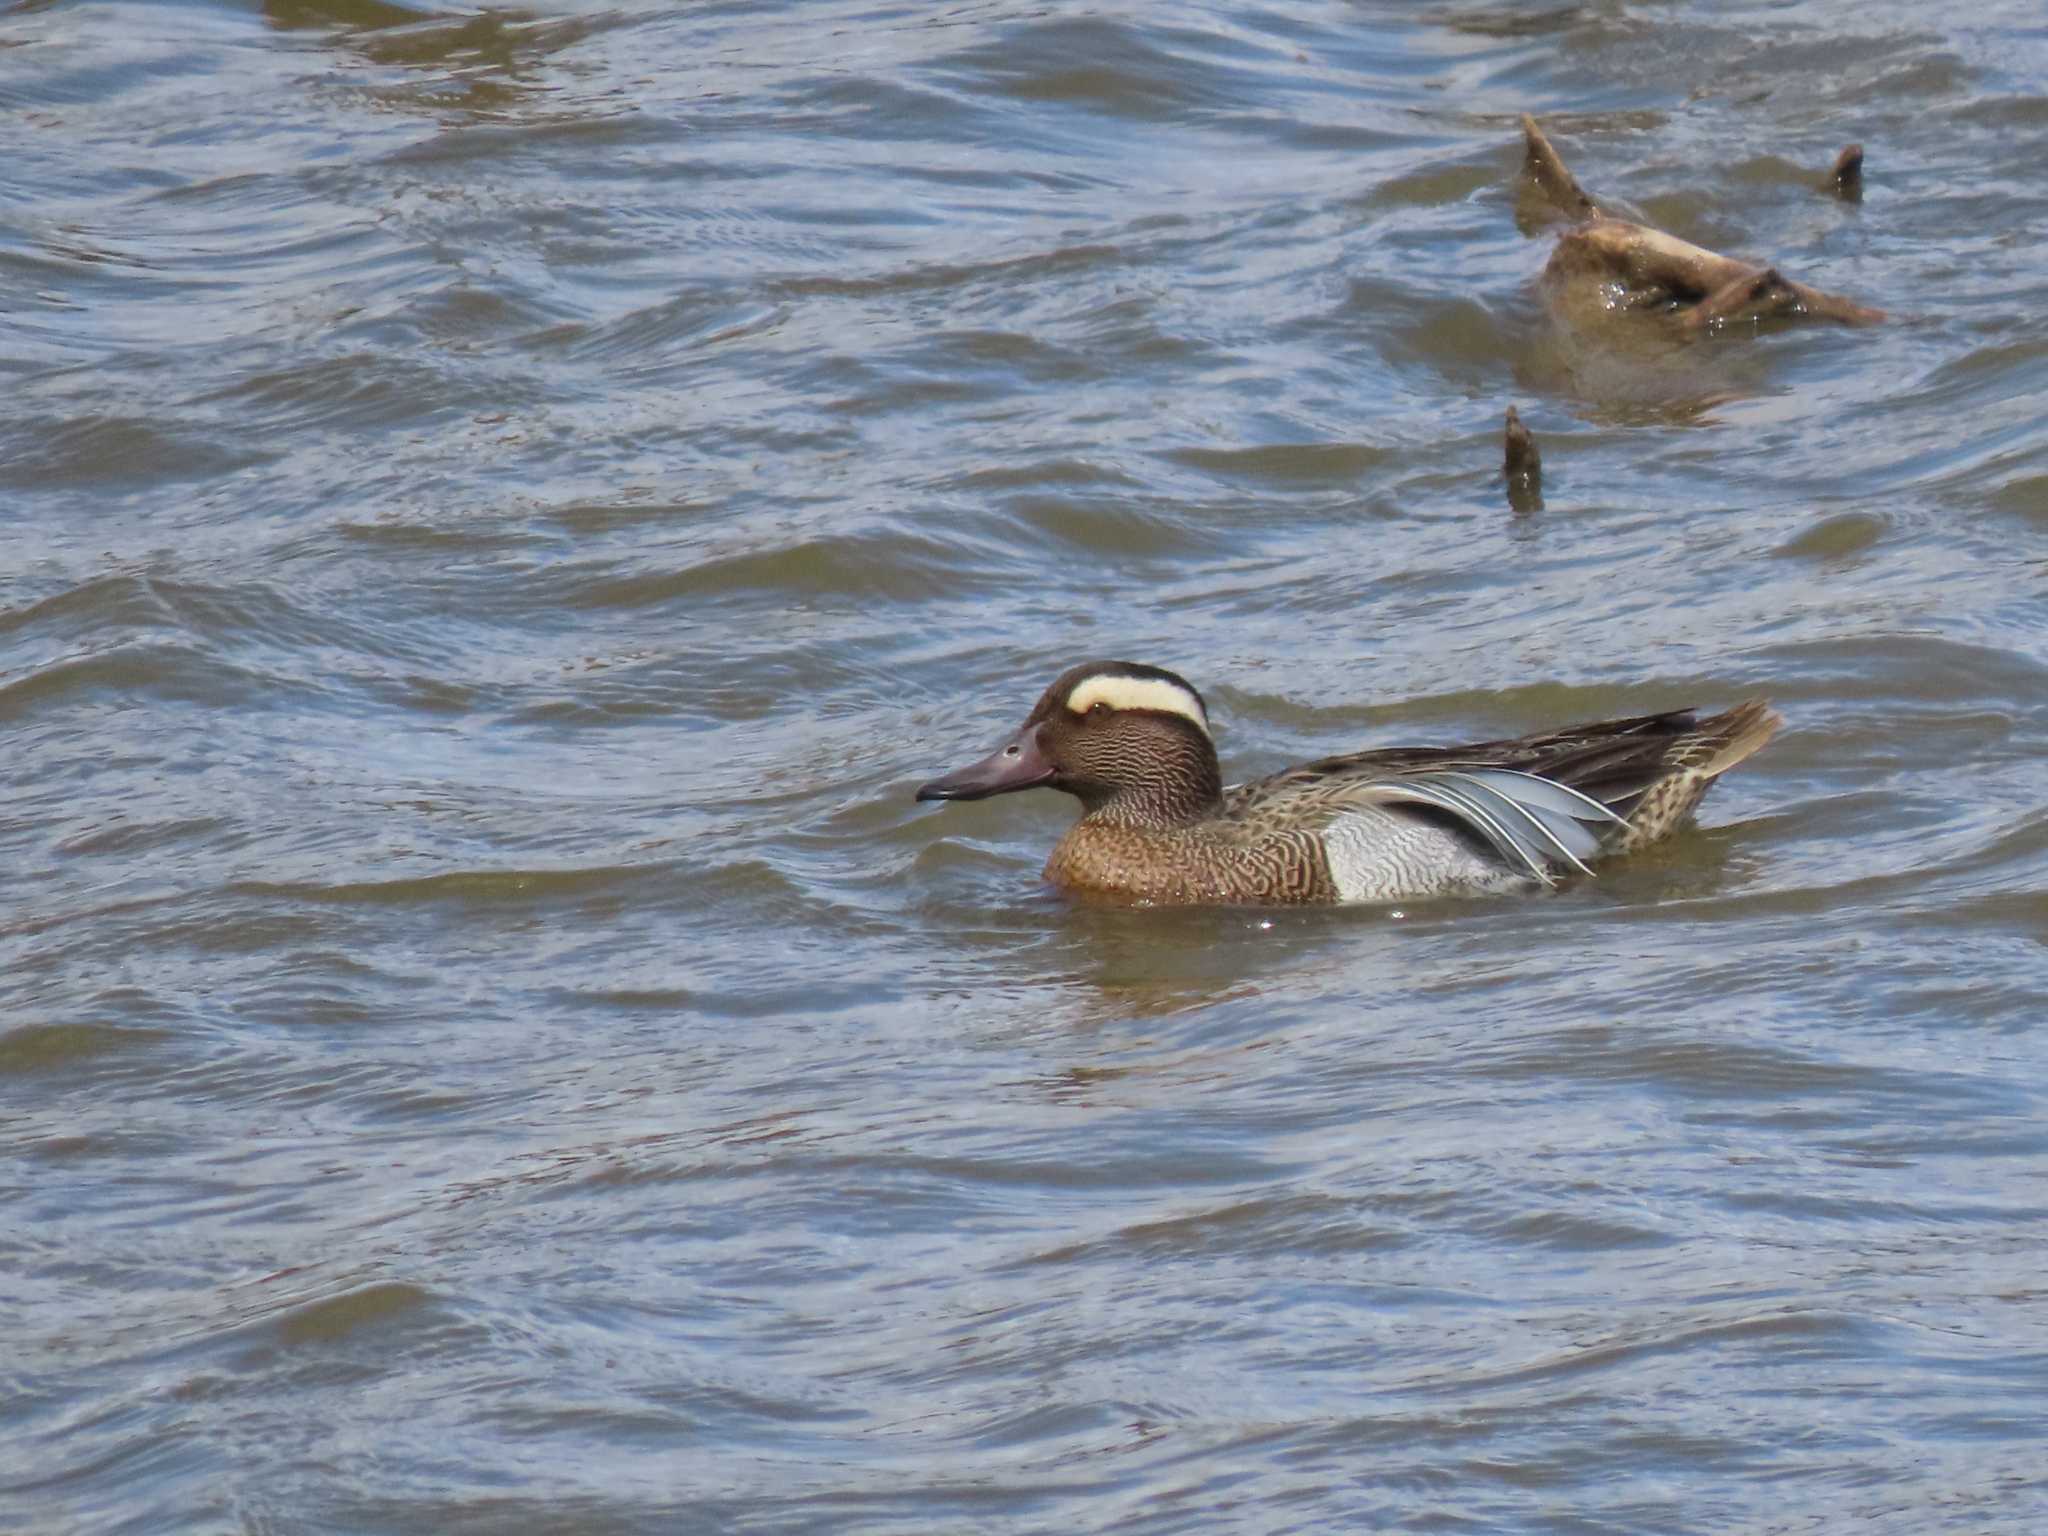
top-left (915, 661), bottom-right (1224, 827)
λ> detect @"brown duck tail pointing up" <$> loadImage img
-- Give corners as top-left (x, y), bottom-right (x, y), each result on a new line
top-left (1685, 699), bottom-right (1784, 779)
top-left (1611, 698), bottom-right (1782, 854)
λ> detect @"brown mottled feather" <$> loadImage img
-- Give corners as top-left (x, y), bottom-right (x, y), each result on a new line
top-left (1045, 821), bottom-right (1336, 905)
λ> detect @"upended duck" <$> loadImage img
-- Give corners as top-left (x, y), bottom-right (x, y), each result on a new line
top-left (916, 661), bottom-right (1780, 905)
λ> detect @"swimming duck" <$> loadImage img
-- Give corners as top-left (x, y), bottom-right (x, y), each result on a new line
top-left (916, 661), bottom-right (1781, 905)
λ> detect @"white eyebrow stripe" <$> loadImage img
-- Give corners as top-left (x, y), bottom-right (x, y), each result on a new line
top-left (1066, 675), bottom-right (1210, 736)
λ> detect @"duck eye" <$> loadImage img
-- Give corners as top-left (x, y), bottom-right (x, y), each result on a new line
top-left (1089, 702), bottom-right (1111, 717)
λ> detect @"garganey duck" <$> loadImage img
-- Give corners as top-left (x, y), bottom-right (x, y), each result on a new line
top-left (916, 661), bottom-right (1781, 905)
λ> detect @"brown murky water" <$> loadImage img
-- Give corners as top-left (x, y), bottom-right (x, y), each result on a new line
top-left (5, 2), bottom-right (2047, 1531)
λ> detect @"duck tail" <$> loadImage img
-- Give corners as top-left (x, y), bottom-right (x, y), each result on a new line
top-left (1684, 698), bottom-right (1784, 779)
top-left (1611, 699), bottom-right (1782, 853)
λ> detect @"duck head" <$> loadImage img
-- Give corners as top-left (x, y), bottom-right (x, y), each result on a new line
top-left (916, 660), bottom-right (1224, 826)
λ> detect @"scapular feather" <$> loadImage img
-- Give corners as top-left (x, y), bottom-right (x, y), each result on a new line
top-left (1366, 776), bottom-right (1559, 886)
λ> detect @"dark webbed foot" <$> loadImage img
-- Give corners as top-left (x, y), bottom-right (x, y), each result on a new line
top-left (1504, 406), bottom-right (1543, 514)
top-left (1828, 143), bottom-right (1864, 201)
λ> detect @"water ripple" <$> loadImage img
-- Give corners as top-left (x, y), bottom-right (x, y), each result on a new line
top-left (5, 2), bottom-right (2048, 1533)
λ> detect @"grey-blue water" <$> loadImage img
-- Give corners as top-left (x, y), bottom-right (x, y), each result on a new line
top-left (4, 1), bottom-right (2047, 1531)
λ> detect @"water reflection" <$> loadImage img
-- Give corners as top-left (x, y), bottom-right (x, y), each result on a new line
top-left (263, 0), bottom-right (612, 118)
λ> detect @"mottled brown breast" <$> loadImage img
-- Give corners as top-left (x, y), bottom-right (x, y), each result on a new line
top-left (1043, 821), bottom-right (1337, 906)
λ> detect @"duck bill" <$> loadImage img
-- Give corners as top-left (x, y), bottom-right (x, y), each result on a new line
top-left (916, 722), bottom-right (1054, 802)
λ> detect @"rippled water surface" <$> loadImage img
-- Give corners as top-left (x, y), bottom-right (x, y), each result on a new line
top-left (5, 0), bottom-right (2048, 1530)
